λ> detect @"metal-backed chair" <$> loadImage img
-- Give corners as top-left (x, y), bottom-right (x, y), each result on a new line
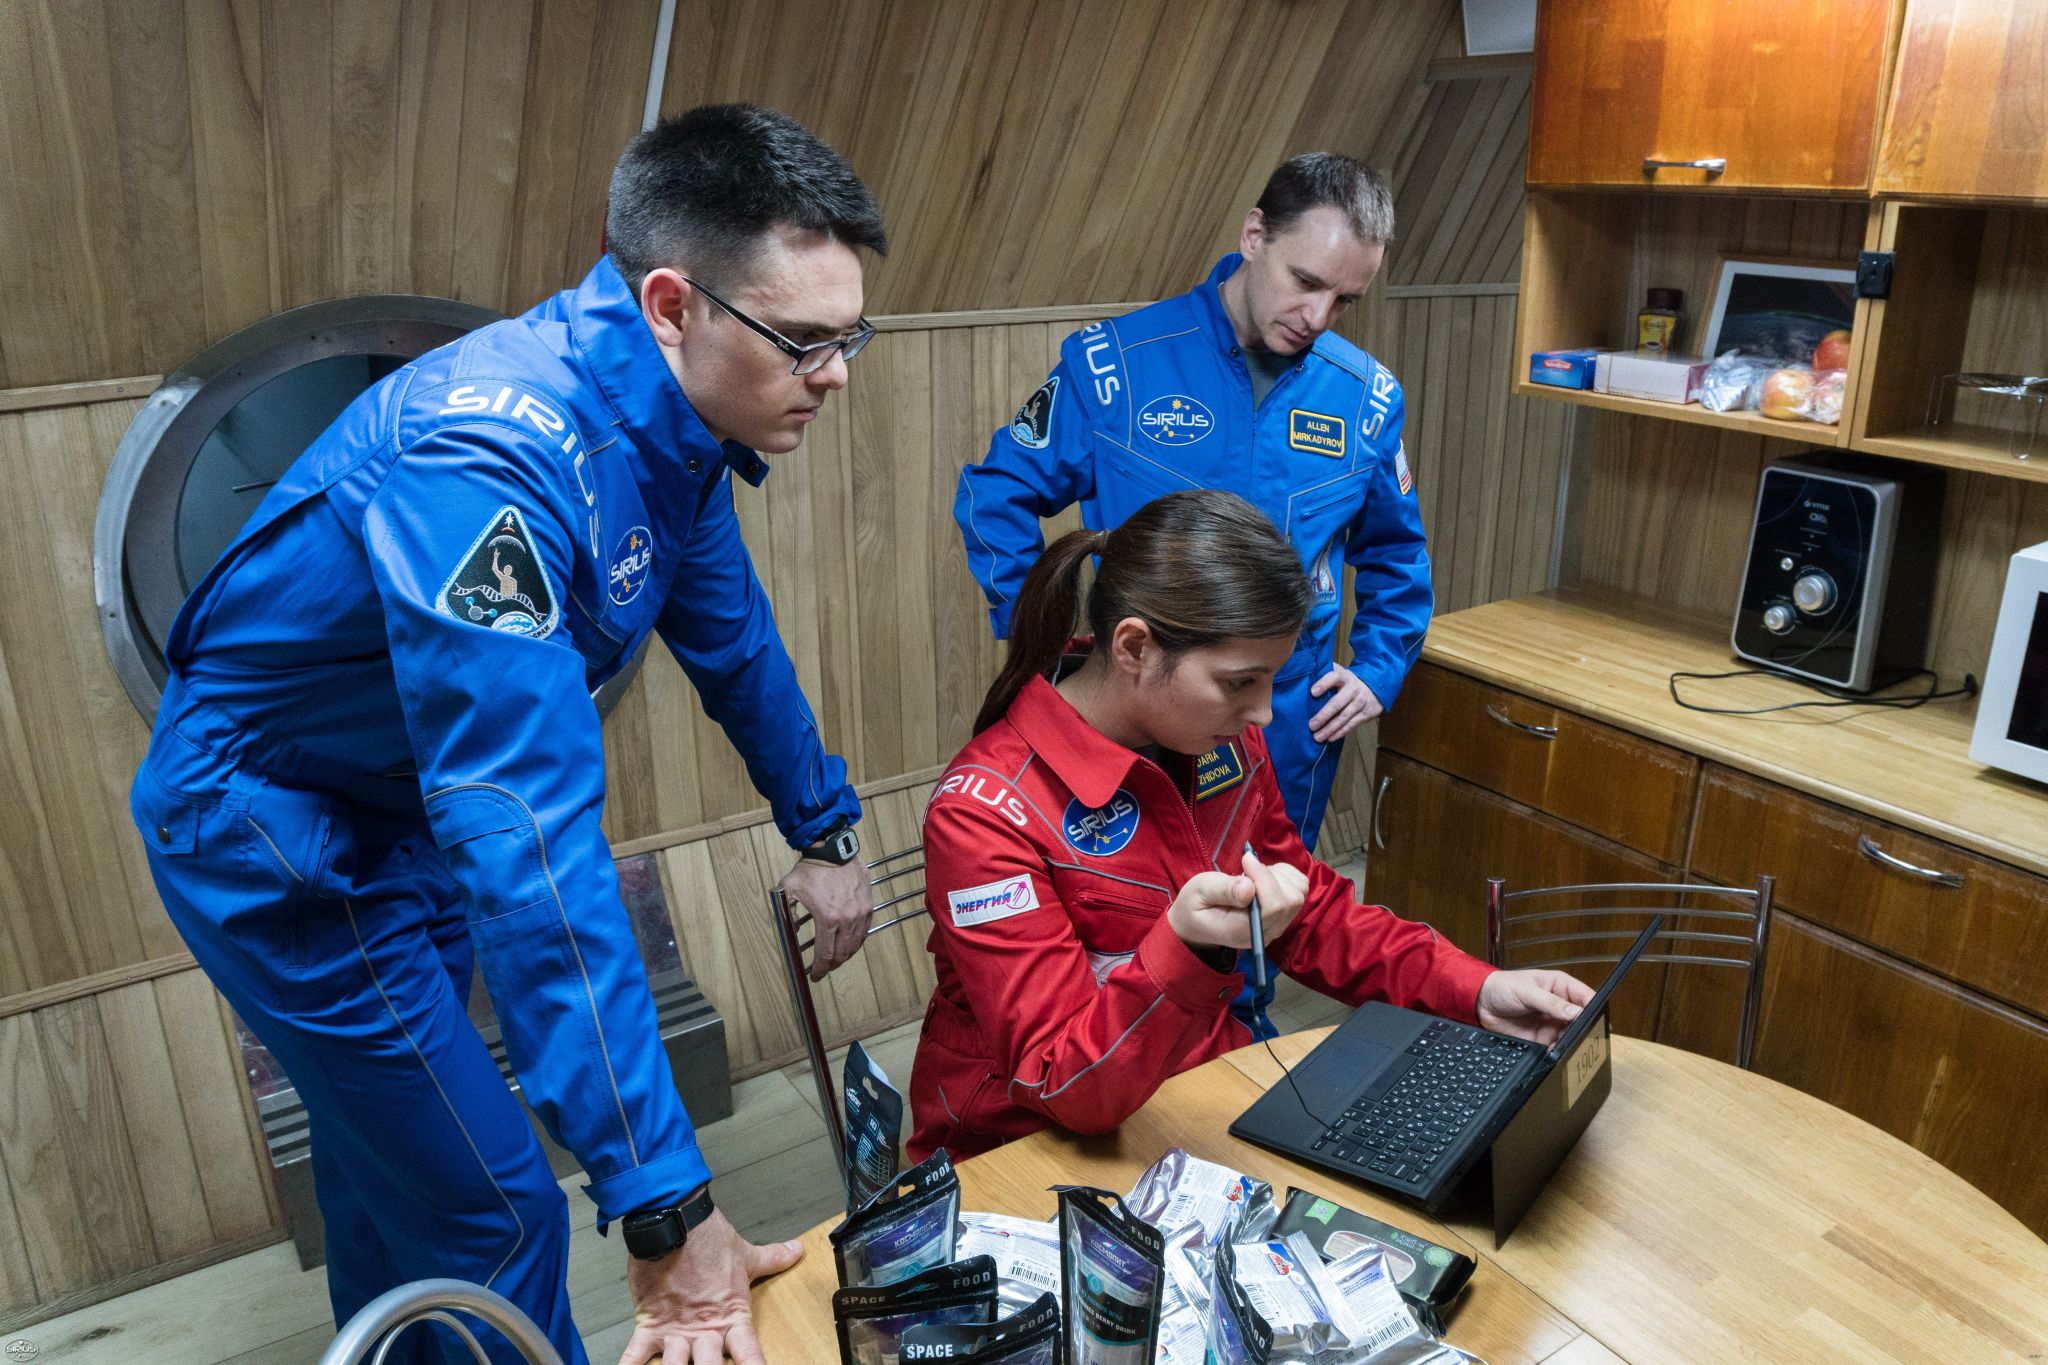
top-left (320, 1278), bottom-right (562, 1364)
top-left (1485, 876), bottom-right (1776, 1069)
top-left (770, 846), bottom-right (929, 1176)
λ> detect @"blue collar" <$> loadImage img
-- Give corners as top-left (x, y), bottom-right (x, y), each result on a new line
top-left (566, 256), bottom-right (772, 491)
top-left (1192, 253), bottom-right (1247, 358)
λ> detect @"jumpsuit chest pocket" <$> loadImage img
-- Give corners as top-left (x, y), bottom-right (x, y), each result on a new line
top-left (1290, 474), bottom-right (1367, 537)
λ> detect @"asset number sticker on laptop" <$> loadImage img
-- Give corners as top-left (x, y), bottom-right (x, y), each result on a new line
top-left (1563, 1015), bottom-right (1611, 1109)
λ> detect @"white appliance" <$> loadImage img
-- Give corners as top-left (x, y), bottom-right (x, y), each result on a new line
top-left (1971, 539), bottom-right (2048, 785)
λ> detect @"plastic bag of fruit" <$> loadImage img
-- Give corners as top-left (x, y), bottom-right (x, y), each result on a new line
top-left (1760, 364), bottom-right (1846, 425)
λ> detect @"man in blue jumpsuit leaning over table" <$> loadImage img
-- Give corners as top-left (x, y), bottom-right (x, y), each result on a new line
top-left (954, 153), bottom-right (1430, 1038)
top-left (130, 105), bottom-right (883, 1365)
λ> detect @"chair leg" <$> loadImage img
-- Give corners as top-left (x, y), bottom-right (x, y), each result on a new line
top-left (1737, 874), bottom-right (1777, 1071)
top-left (1485, 878), bottom-right (1507, 969)
top-left (770, 888), bottom-right (849, 1183)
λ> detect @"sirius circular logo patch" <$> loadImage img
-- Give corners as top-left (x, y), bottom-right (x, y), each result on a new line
top-left (607, 525), bottom-right (653, 606)
top-left (1063, 790), bottom-right (1141, 856)
top-left (1138, 393), bottom-right (1216, 445)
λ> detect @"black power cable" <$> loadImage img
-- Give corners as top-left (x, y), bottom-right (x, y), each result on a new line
top-left (1668, 666), bottom-right (1978, 717)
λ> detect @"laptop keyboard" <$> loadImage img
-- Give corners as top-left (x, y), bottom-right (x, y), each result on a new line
top-left (1307, 1019), bottom-right (1532, 1185)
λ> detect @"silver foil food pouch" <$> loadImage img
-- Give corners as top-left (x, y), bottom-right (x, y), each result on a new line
top-left (1204, 1237), bottom-right (1275, 1365)
top-left (956, 1210), bottom-right (1061, 1314)
top-left (1123, 1147), bottom-right (1277, 1248)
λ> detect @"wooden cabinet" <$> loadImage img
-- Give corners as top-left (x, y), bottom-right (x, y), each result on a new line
top-left (1528, 0), bottom-right (1895, 193)
top-left (1876, 0), bottom-right (2048, 202)
top-left (1374, 628), bottom-right (2048, 1236)
top-left (1692, 766), bottom-right (2048, 1019)
top-left (1366, 751), bottom-right (1683, 1048)
top-left (1754, 914), bottom-right (2048, 1233)
top-left (1380, 664), bottom-right (1698, 863)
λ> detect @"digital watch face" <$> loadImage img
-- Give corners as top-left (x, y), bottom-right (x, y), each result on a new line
top-left (95, 296), bottom-right (648, 722)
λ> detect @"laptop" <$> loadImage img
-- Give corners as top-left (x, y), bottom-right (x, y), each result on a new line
top-left (1229, 916), bottom-right (1663, 1244)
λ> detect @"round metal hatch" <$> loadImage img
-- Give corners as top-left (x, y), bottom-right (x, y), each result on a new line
top-left (94, 295), bottom-right (647, 724)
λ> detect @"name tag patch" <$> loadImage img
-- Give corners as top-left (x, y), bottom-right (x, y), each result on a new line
top-left (1289, 409), bottom-right (1346, 458)
top-left (947, 875), bottom-right (1040, 928)
top-left (1194, 743), bottom-right (1247, 801)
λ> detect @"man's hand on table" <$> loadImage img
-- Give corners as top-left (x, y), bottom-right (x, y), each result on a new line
top-left (618, 1208), bottom-right (802, 1365)
top-left (780, 855), bottom-right (876, 981)
top-left (1477, 969), bottom-right (1595, 1047)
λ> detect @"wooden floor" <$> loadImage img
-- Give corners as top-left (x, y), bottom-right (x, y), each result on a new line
top-left (16, 873), bottom-right (1361, 1365)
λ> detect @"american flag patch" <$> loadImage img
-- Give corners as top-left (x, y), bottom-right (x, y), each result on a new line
top-left (1395, 442), bottom-right (1414, 495)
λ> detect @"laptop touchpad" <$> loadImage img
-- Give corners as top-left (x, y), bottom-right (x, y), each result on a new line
top-left (1295, 1032), bottom-right (1395, 1096)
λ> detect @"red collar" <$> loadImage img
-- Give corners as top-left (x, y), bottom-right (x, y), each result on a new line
top-left (1004, 675), bottom-right (1148, 810)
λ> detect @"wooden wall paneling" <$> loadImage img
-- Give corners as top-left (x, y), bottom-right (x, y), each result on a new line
top-left (31, 998), bottom-right (158, 1283)
top-left (0, 1009), bottom-right (97, 1302)
top-left (658, 0), bottom-right (1465, 317)
top-left (0, 0), bottom-right (651, 390)
top-left (0, 1139), bottom-right (35, 1318)
top-left (93, 981), bottom-right (216, 1263)
top-left (151, 972), bottom-right (276, 1244)
top-left (0, 401), bottom-right (168, 994)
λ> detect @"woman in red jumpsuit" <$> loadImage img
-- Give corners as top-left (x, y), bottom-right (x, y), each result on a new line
top-left (907, 490), bottom-right (1591, 1161)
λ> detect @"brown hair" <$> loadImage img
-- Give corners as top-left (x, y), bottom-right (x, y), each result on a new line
top-left (974, 490), bottom-right (1312, 732)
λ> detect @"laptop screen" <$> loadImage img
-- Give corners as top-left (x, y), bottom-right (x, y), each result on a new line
top-left (1543, 914), bottom-right (1665, 1064)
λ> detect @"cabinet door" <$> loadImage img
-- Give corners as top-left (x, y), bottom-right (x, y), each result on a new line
top-left (1378, 664), bottom-right (1698, 864)
top-left (1755, 914), bottom-right (2048, 1237)
top-left (1528, 0), bottom-right (1894, 192)
top-left (1875, 0), bottom-right (2048, 202)
top-left (1365, 752), bottom-right (1677, 1044)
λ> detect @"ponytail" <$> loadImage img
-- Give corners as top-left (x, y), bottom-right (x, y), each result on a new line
top-left (973, 491), bottom-right (1310, 733)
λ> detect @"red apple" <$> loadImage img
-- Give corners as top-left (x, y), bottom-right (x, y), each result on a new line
top-left (1812, 329), bottom-right (1851, 371)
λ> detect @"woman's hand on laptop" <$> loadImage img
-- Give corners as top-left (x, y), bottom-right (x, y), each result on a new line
top-left (1167, 851), bottom-right (1307, 951)
top-left (1477, 970), bottom-right (1596, 1046)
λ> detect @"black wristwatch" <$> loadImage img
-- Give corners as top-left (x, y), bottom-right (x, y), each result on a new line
top-left (800, 818), bottom-right (860, 866)
top-left (621, 1185), bottom-right (716, 1262)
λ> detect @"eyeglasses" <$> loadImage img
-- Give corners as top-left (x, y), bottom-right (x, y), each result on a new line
top-left (684, 277), bottom-right (875, 376)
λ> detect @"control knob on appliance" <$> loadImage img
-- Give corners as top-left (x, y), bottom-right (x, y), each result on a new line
top-left (1792, 570), bottom-right (1837, 615)
top-left (1763, 603), bottom-right (1796, 634)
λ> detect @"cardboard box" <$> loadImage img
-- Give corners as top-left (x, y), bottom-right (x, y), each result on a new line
top-left (1528, 348), bottom-right (1601, 390)
top-left (1595, 350), bottom-right (1708, 404)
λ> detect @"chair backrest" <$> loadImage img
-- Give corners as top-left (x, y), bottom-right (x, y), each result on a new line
top-left (1485, 875), bottom-right (1776, 1069)
top-left (769, 845), bottom-right (928, 1179)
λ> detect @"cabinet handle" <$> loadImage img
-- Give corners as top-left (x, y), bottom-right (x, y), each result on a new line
top-left (1372, 774), bottom-right (1392, 851)
top-left (1856, 835), bottom-right (1965, 888)
top-left (1485, 703), bottom-right (1558, 740)
top-left (1642, 157), bottom-right (1727, 175)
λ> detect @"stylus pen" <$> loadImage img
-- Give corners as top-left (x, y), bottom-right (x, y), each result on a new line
top-left (1243, 841), bottom-right (1267, 993)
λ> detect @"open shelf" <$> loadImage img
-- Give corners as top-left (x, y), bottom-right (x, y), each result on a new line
top-left (1856, 422), bottom-right (2048, 486)
top-left (1511, 381), bottom-right (1845, 443)
top-left (1514, 189), bottom-right (1870, 451)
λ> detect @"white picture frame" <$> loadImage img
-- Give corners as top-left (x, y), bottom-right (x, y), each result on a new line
top-left (1700, 257), bottom-right (1858, 362)
top-left (1970, 540), bottom-right (2048, 786)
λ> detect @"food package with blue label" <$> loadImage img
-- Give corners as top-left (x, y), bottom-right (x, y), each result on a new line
top-left (956, 1211), bottom-right (1062, 1315)
top-left (1527, 348), bottom-right (1603, 390)
top-left (832, 1149), bottom-right (962, 1288)
top-left (833, 1255), bottom-right (997, 1365)
top-left (1056, 1185), bottom-right (1164, 1365)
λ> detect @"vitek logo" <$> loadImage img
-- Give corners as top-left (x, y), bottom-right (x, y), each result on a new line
top-left (1138, 394), bottom-right (1215, 445)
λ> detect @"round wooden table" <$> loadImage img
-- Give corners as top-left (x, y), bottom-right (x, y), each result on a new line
top-left (755, 1032), bottom-right (2048, 1362)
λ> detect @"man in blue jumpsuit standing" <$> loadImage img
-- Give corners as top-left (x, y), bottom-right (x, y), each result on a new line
top-left (130, 106), bottom-right (883, 1365)
top-left (954, 153), bottom-right (1429, 1036)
